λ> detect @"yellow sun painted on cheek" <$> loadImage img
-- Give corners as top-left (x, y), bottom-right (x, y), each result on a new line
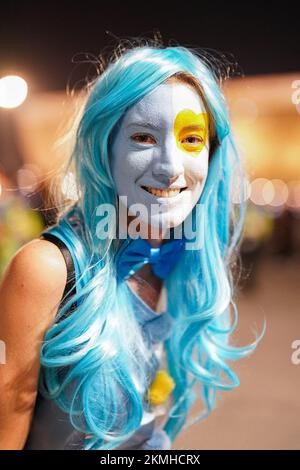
top-left (174, 109), bottom-right (208, 156)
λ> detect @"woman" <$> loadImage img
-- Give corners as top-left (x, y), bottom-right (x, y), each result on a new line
top-left (0, 44), bottom-right (259, 450)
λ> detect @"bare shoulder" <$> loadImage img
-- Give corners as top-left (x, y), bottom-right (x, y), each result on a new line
top-left (0, 239), bottom-right (68, 449)
top-left (0, 238), bottom-right (68, 324)
top-left (3, 238), bottom-right (67, 296)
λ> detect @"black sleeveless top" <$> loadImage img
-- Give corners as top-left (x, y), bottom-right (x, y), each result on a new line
top-left (41, 233), bottom-right (77, 311)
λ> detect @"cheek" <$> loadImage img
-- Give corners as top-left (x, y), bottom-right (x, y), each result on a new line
top-left (126, 152), bottom-right (151, 176)
top-left (184, 151), bottom-right (209, 184)
top-left (111, 147), bottom-right (153, 187)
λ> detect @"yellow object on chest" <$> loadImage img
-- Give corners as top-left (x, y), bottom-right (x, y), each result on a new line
top-left (146, 369), bottom-right (175, 406)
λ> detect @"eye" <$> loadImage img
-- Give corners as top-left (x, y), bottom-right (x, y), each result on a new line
top-left (181, 135), bottom-right (203, 145)
top-left (130, 133), bottom-right (156, 145)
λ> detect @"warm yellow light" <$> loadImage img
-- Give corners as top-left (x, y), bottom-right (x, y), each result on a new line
top-left (0, 75), bottom-right (28, 109)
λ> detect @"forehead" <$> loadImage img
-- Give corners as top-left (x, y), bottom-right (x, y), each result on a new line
top-left (121, 82), bottom-right (206, 128)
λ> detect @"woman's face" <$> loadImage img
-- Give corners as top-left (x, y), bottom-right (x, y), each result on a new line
top-left (111, 81), bottom-right (210, 231)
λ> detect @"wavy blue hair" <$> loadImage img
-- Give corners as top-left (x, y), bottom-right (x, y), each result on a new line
top-left (40, 45), bottom-right (261, 449)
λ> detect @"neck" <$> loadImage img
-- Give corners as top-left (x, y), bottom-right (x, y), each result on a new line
top-left (126, 214), bottom-right (168, 247)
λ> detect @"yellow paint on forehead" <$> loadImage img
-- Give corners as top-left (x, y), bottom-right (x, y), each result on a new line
top-left (174, 109), bottom-right (208, 156)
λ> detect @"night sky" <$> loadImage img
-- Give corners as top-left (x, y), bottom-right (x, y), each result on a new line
top-left (0, 1), bottom-right (299, 91)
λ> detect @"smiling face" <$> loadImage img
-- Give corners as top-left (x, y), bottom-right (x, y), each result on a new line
top-left (110, 80), bottom-right (210, 231)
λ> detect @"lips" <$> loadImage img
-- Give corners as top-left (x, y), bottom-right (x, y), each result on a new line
top-left (141, 186), bottom-right (187, 198)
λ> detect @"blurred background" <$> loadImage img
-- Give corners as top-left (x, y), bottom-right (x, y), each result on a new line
top-left (0, 1), bottom-right (299, 450)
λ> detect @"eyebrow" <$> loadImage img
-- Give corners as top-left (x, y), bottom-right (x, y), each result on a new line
top-left (179, 124), bottom-right (206, 132)
top-left (125, 121), bottom-right (161, 131)
top-left (125, 122), bottom-right (207, 132)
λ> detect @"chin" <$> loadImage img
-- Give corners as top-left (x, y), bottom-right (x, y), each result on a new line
top-left (147, 213), bottom-right (186, 231)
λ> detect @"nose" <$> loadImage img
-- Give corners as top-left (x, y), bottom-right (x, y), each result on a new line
top-left (152, 140), bottom-right (184, 185)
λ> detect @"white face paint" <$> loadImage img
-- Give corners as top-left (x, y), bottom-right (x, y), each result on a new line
top-left (110, 82), bottom-right (210, 231)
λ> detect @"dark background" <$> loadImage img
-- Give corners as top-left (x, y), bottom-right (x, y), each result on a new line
top-left (0, 1), bottom-right (299, 91)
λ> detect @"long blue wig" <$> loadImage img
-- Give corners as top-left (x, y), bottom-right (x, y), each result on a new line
top-left (40, 45), bottom-right (261, 449)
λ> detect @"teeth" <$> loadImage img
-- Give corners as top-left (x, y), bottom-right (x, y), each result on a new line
top-left (143, 186), bottom-right (182, 197)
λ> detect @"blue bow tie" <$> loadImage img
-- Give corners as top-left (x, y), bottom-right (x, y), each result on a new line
top-left (116, 236), bottom-right (186, 280)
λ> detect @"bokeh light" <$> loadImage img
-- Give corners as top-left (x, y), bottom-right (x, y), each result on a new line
top-left (269, 179), bottom-right (289, 207)
top-left (250, 178), bottom-right (270, 205)
top-left (287, 181), bottom-right (300, 210)
top-left (0, 75), bottom-right (28, 109)
top-left (17, 164), bottom-right (40, 196)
